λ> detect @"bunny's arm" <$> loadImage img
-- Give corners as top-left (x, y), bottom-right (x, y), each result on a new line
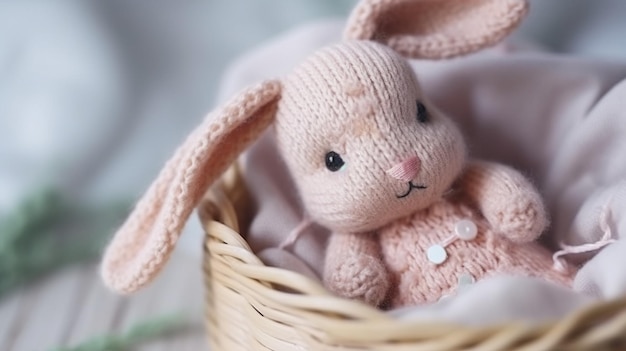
top-left (323, 232), bottom-right (390, 307)
top-left (456, 160), bottom-right (549, 243)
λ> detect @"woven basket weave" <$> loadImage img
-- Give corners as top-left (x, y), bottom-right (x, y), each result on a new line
top-left (199, 164), bottom-right (626, 351)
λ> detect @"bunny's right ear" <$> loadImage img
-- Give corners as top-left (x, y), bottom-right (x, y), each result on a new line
top-left (101, 80), bottom-right (281, 294)
top-left (345, 0), bottom-right (529, 59)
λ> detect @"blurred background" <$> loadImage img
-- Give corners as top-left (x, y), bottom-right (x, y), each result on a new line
top-left (0, 0), bottom-right (625, 350)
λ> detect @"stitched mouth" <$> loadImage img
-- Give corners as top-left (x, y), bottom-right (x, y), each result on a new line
top-left (396, 181), bottom-right (427, 199)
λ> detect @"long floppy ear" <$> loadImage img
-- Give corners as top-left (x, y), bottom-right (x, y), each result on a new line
top-left (344, 0), bottom-right (529, 59)
top-left (101, 80), bottom-right (281, 293)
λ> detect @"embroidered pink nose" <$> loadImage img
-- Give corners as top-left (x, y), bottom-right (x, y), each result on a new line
top-left (386, 156), bottom-right (421, 182)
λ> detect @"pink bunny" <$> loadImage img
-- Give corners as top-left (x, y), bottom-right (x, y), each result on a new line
top-left (100, 0), bottom-right (574, 307)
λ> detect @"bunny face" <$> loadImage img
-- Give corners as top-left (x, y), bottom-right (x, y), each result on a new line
top-left (275, 41), bottom-right (466, 233)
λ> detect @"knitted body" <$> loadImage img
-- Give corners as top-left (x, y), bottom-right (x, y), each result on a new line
top-left (379, 195), bottom-right (572, 307)
top-left (98, 0), bottom-right (567, 309)
top-left (323, 158), bottom-right (575, 308)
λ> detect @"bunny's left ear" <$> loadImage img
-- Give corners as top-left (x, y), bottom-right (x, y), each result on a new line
top-left (100, 80), bottom-right (281, 294)
top-left (344, 0), bottom-right (529, 59)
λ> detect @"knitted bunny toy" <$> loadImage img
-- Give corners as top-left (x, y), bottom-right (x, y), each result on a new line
top-left (100, 0), bottom-right (574, 308)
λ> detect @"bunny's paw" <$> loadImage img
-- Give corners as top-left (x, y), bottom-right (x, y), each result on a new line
top-left (323, 254), bottom-right (390, 307)
top-left (488, 191), bottom-right (548, 243)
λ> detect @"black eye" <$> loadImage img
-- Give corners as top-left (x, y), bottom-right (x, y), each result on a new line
top-left (416, 101), bottom-right (428, 123)
top-left (325, 151), bottom-right (345, 172)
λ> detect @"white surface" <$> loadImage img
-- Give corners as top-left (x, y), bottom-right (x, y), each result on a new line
top-left (0, 251), bottom-right (207, 351)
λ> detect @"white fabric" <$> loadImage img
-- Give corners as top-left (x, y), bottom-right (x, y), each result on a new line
top-left (216, 20), bottom-right (626, 324)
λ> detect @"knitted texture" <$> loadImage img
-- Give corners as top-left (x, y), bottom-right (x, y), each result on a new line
top-left (98, 0), bottom-right (548, 304)
top-left (377, 161), bottom-right (571, 307)
top-left (323, 160), bottom-right (571, 308)
top-left (344, 0), bottom-right (529, 59)
top-left (100, 80), bottom-right (280, 293)
top-left (274, 41), bottom-right (571, 307)
top-left (277, 41), bottom-right (466, 233)
top-left (378, 193), bottom-right (571, 307)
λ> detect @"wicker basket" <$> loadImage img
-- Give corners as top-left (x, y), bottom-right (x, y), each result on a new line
top-left (199, 164), bottom-right (626, 351)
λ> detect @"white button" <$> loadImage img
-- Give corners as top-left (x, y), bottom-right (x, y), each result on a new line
top-left (458, 273), bottom-right (475, 286)
top-left (427, 245), bottom-right (447, 264)
top-left (455, 219), bottom-right (477, 241)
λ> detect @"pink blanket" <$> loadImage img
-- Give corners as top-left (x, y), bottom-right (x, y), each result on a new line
top-left (216, 20), bottom-right (626, 324)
